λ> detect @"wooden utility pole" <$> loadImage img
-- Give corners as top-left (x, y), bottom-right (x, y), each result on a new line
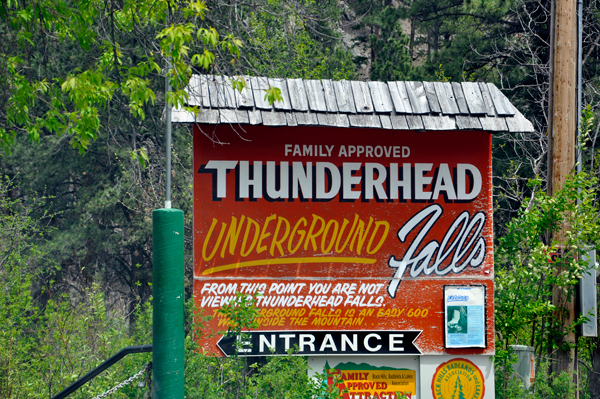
top-left (547, 0), bottom-right (577, 375)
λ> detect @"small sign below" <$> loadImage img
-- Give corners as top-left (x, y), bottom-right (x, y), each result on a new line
top-left (217, 330), bottom-right (422, 357)
top-left (431, 358), bottom-right (485, 399)
top-left (444, 285), bottom-right (486, 348)
top-left (328, 361), bottom-right (416, 399)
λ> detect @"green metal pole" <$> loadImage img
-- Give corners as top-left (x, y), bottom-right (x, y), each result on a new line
top-left (153, 208), bottom-right (184, 399)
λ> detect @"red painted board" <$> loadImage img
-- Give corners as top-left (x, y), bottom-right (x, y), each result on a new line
top-left (193, 124), bottom-right (494, 356)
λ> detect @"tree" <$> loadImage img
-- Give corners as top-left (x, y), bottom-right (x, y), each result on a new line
top-left (1, 0), bottom-right (357, 328)
top-left (494, 172), bottom-right (600, 396)
top-left (451, 376), bottom-right (466, 399)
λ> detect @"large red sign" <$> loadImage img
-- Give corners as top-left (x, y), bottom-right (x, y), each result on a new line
top-left (193, 124), bottom-right (494, 356)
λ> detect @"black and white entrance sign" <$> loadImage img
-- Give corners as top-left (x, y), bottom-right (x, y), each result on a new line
top-left (217, 330), bottom-right (422, 357)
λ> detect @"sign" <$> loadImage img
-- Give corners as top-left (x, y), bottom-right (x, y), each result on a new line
top-left (444, 286), bottom-right (486, 348)
top-left (530, 354), bottom-right (535, 383)
top-left (193, 124), bottom-right (494, 356)
top-left (217, 330), bottom-right (421, 356)
top-left (328, 361), bottom-right (416, 399)
top-left (431, 358), bottom-right (485, 399)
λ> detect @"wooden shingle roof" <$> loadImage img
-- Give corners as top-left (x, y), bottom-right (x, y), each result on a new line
top-left (173, 75), bottom-right (535, 133)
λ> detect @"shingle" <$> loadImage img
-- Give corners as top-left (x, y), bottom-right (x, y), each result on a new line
top-left (333, 80), bottom-right (357, 113)
top-left (461, 82), bottom-right (487, 115)
top-left (268, 78), bottom-right (292, 111)
top-left (321, 80), bottom-right (339, 112)
top-left (349, 114), bottom-right (381, 128)
top-left (433, 82), bottom-right (459, 115)
top-left (305, 80), bottom-right (328, 112)
top-left (388, 81), bottom-right (412, 114)
top-left (451, 82), bottom-right (470, 114)
top-left (287, 79), bottom-right (309, 111)
top-left (250, 76), bottom-right (272, 110)
top-left (369, 81), bottom-right (394, 113)
top-left (351, 81), bottom-right (374, 113)
top-left (423, 82), bottom-right (441, 114)
top-left (405, 81), bottom-right (430, 114)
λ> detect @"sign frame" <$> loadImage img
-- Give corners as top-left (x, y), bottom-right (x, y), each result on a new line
top-left (193, 124), bottom-right (495, 357)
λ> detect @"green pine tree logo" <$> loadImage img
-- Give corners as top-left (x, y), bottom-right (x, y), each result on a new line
top-left (451, 376), bottom-right (467, 399)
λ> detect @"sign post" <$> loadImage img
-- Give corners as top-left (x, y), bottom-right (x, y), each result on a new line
top-left (153, 208), bottom-right (184, 399)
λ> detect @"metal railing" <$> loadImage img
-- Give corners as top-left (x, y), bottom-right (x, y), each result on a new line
top-left (51, 344), bottom-right (152, 399)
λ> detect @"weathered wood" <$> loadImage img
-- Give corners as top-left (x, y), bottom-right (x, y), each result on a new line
top-left (179, 74), bottom-right (536, 134)
top-left (387, 82), bottom-right (407, 113)
top-left (235, 110), bottom-right (250, 124)
top-left (433, 82), bottom-right (460, 115)
top-left (208, 76), bottom-right (221, 108)
top-left (321, 80), bottom-right (339, 112)
top-left (333, 80), bottom-right (357, 113)
top-left (422, 115), bottom-right (455, 130)
top-left (349, 114), bottom-right (381, 128)
top-left (187, 75), bottom-right (202, 106)
top-left (461, 82), bottom-right (486, 114)
top-left (287, 79), bottom-right (310, 111)
top-left (235, 76), bottom-right (255, 108)
top-left (351, 81), bottom-right (374, 113)
top-left (316, 113), bottom-right (350, 127)
top-left (294, 112), bottom-right (319, 125)
top-left (268, 78), bottom-right (292, 111)
top-left (199, 75), bottom-right (211, 108)
top-left (455, 115), bottom-right (483, 130)
top-left (388, 81), bottom-right (412, 114)
top-left (506, 109), bottom-right (535, 133)
top-left (406, 115), bottom-right (424, 130)
top-left (380, 115), bottom-right (393, 129)
top-left (479, 116), bottom-right (508, 132)
top-left (262, 110), bottom-right (288, 126)
top-left (220, 109), bottom-right (250, 124)
top-left (305, 80), bottom-right (328, 112)
top-left (196, 109), bottom-right (220, 124)
top-left (486, 83), bottom-right (514, 116)
top-left (214, 76), bottom-right (230, 108)
top-left (547, 0), bottom-right (578, 375)
top-left (405, 81), bottom-right (430, 114)
top-left (390, 115), bottom-right (409, 130)
top-left (368, 81), bottom-right (394, 113)
top-left (423, 82), bottom-right (441, 114)
top-left (248, 110), bottom-right (262, 125)
top-left (219, 109), bottom-right (238, 123)
top-left (171, 107), bottom-right (196, 123)
top-left (285, 113), bottom-right (298, 126)
top-left (250, 77), bottom-right (272, 110)
top-left (222, 76), bottom-right (239, 108)
top-left (451, 82), bottom-right (470, 114)
top-left (478, 82), bottom-right (496, 116)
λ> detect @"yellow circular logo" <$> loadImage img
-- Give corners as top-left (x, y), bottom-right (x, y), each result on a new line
top-left (431, 358), bottom-right (485, 399)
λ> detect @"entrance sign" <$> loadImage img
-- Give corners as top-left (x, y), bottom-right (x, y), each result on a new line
top-left (194, 124), bottom-right (494, 356)
top-left (444, 286), bottom-right (486, 348)
top-left (217, 330), bottom-right (421, 356)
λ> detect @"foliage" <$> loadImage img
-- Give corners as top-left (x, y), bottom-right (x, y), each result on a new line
top-left (368, 6), bottom-right (414, 82)
top-left (0, 0), bottom-right (246, 153)
top-left (0, 178), bottom-right (152, 398)
top-left (0, 0), bottom-right (358, 332)
top-left (496, 360), bottom-right (576, 399)
top-left (184, 294), bottom-right (342, 399)
top-left (243, 4), bottom-right (355, 80)
top-left (494, 172), bottom-right (600, 397)
top-left (0, 181), bottom-right (344, 398)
